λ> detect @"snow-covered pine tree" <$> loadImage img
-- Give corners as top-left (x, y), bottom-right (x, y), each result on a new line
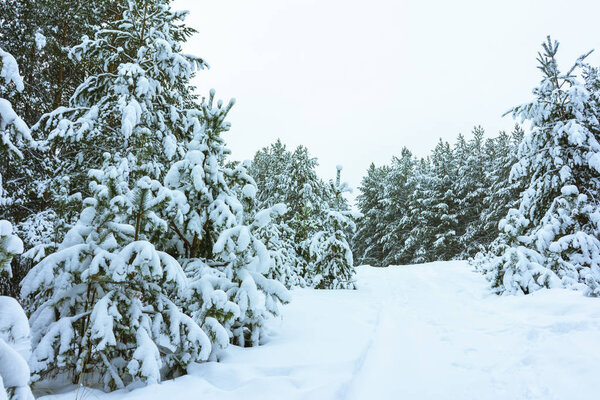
top-left (0, 1), bottom-right (123, 295)
top-left (0, 47), bottom-right (36, 210)
top-left (399, 157), bottom-right (434, 264)
top-left (0, 51), bottom-right (33, 389)
top-left (477, 37), bottom-right (600, 296)
top-left (246, 140), bottom-right (306, 287)
top-left (248, 141), bottom-right (333, 284)
top-left (21, 154), bottom-right (212, 390)
top-left (249, 139), bottom-right (293, 207)
top-left (456, 126), bottom-right (489, 258)
top-left (380, 148), bottom-right (415, 266)
top-left (478, 125), bottom-right (525, 247)
top-left (309, 166), bottom-right (357, 289)
top-left (30, 0), bottom-right (204, 257)
top-left (163, 92), bottom-right (290, 348)
top-left (256, 210), bottom-right (305, 288)
top-left (19, 1), bottom-right (219, 389)
top-left (425, 140), bottom-right (460, 261)
top-left (353, 163), bottom-right (391, 267)
top-left (0, 47), bottom-right (39, 296)
top-left (0, 0), bottom-right (119, 126)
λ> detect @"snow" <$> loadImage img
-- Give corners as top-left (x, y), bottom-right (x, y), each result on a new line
top-left (0, 296), bottom-right (33, 400)
top-left (35, 31), bottom-right (47, 50)
top-left (0, 48), bottom-right (24, 91)
top-left (37, 261), bottom-right (600, 400)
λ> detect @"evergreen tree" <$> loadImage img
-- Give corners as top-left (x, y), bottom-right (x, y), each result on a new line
top-left (163, 93), bottom-right (290, 348)
top-left (248, 141), bottom-right (333, 285)
top-left (21, 155), bottom-right (211, 390)
top-left (426, 140), bottom-right (460, 260)
top-left (246, 140), bottom-right (306, 287)
top-left (0, 46), bottom-right (39, 296)
top-left (479, 125), bottom-right (525, 246)
top-left (29, 0), bottom-right (203, 258)
top-left (456, 126), bottom-right (488, 257)
top-left (397, 158), bottom-right (433, 264)
top-left (477, 37), bottom-right (600, 296)
top-left (380, 148), bottom-right (415, 266)
top-left (309, 166), bottom-right (357, 289)
top-left (353, 163), bottom-right (390, 266)
top-left (0, 1), bottom-right (122, 290)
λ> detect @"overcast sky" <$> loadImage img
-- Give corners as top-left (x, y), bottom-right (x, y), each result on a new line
top-left (174, 0), bottom-right (600, 202)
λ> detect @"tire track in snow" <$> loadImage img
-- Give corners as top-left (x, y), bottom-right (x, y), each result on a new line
top-left (335, 302), bottom-right (384, 400)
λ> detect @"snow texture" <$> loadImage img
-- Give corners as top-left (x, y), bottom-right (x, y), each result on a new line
top-left (0, 297), bottom-right (34, 400)
top-left (32, 261), bottom-right (600, 400)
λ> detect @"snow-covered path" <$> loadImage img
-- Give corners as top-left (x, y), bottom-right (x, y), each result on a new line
top-left (42, 261), bottom-right (600, 400)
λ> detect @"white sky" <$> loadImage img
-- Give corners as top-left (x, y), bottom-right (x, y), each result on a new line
top-left (174, 0), bottom-right (600, 202)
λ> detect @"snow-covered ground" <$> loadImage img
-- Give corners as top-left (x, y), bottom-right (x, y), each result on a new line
top-left (40, 261), bottom-right (600, 400)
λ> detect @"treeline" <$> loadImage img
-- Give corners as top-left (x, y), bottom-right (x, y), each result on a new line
top-left (0, 0), bottom-right (356, 396)
top-left (354, 125), bottom-right (525, 267)
top-left (355, 37), bottom-right (600, 298)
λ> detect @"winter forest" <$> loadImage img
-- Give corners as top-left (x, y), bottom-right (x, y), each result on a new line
top-left (1, 1), bottom-right (600, 399)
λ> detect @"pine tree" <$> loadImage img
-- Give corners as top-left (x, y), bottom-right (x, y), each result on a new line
top-left (0, 49), bottom-right (33, 390)
top-left (246, 140), bottom-right (306, 287)
top-left (354, 163), bottom-right (390, 266)
top-left (0, 45), bottom-right (40, 296)
top-left (399, 158), bottom-right (434, 263)
top-left (164, 93), bottom-right (290, 347)
top-left (21, 155), bottom-right (211, 390)
top-left (0, 1), bottom-right (122, 291)
top-left (477, 37), bottom-right (600, 296)
top-left (248, 141), bottom-right (334, 284)
top-left (456, 126), bottom-right (488, 257)
top-left (379, 148), bottom-right (415, 266)
top-left (18, 1), bottom-right (223, 389)
top-left (309, 166), bottom-right (357, 289)
top-left (426, 140), bottom-right (460, 260)
top-left (479, 125), bottom-right (525, 247)
top-left (30, 0), bottom-right (204, 257)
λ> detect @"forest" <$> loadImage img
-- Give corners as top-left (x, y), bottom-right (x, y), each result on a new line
top-left (1, 0), bottom-right (600, 399)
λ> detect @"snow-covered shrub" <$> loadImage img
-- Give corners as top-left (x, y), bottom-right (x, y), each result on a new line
top-left (0, 296), bottom-right (34, 400)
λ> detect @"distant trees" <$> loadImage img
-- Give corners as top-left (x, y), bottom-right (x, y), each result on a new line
top-left (248, 140), bottom-right (358, 289)
top-left (355, 37), bottom-right (600, 298)
top-left (354, 125), bottom-right (525, 266)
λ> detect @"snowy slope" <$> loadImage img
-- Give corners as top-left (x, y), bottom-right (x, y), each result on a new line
top-left (39, 261), bottom-right (600, 400)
